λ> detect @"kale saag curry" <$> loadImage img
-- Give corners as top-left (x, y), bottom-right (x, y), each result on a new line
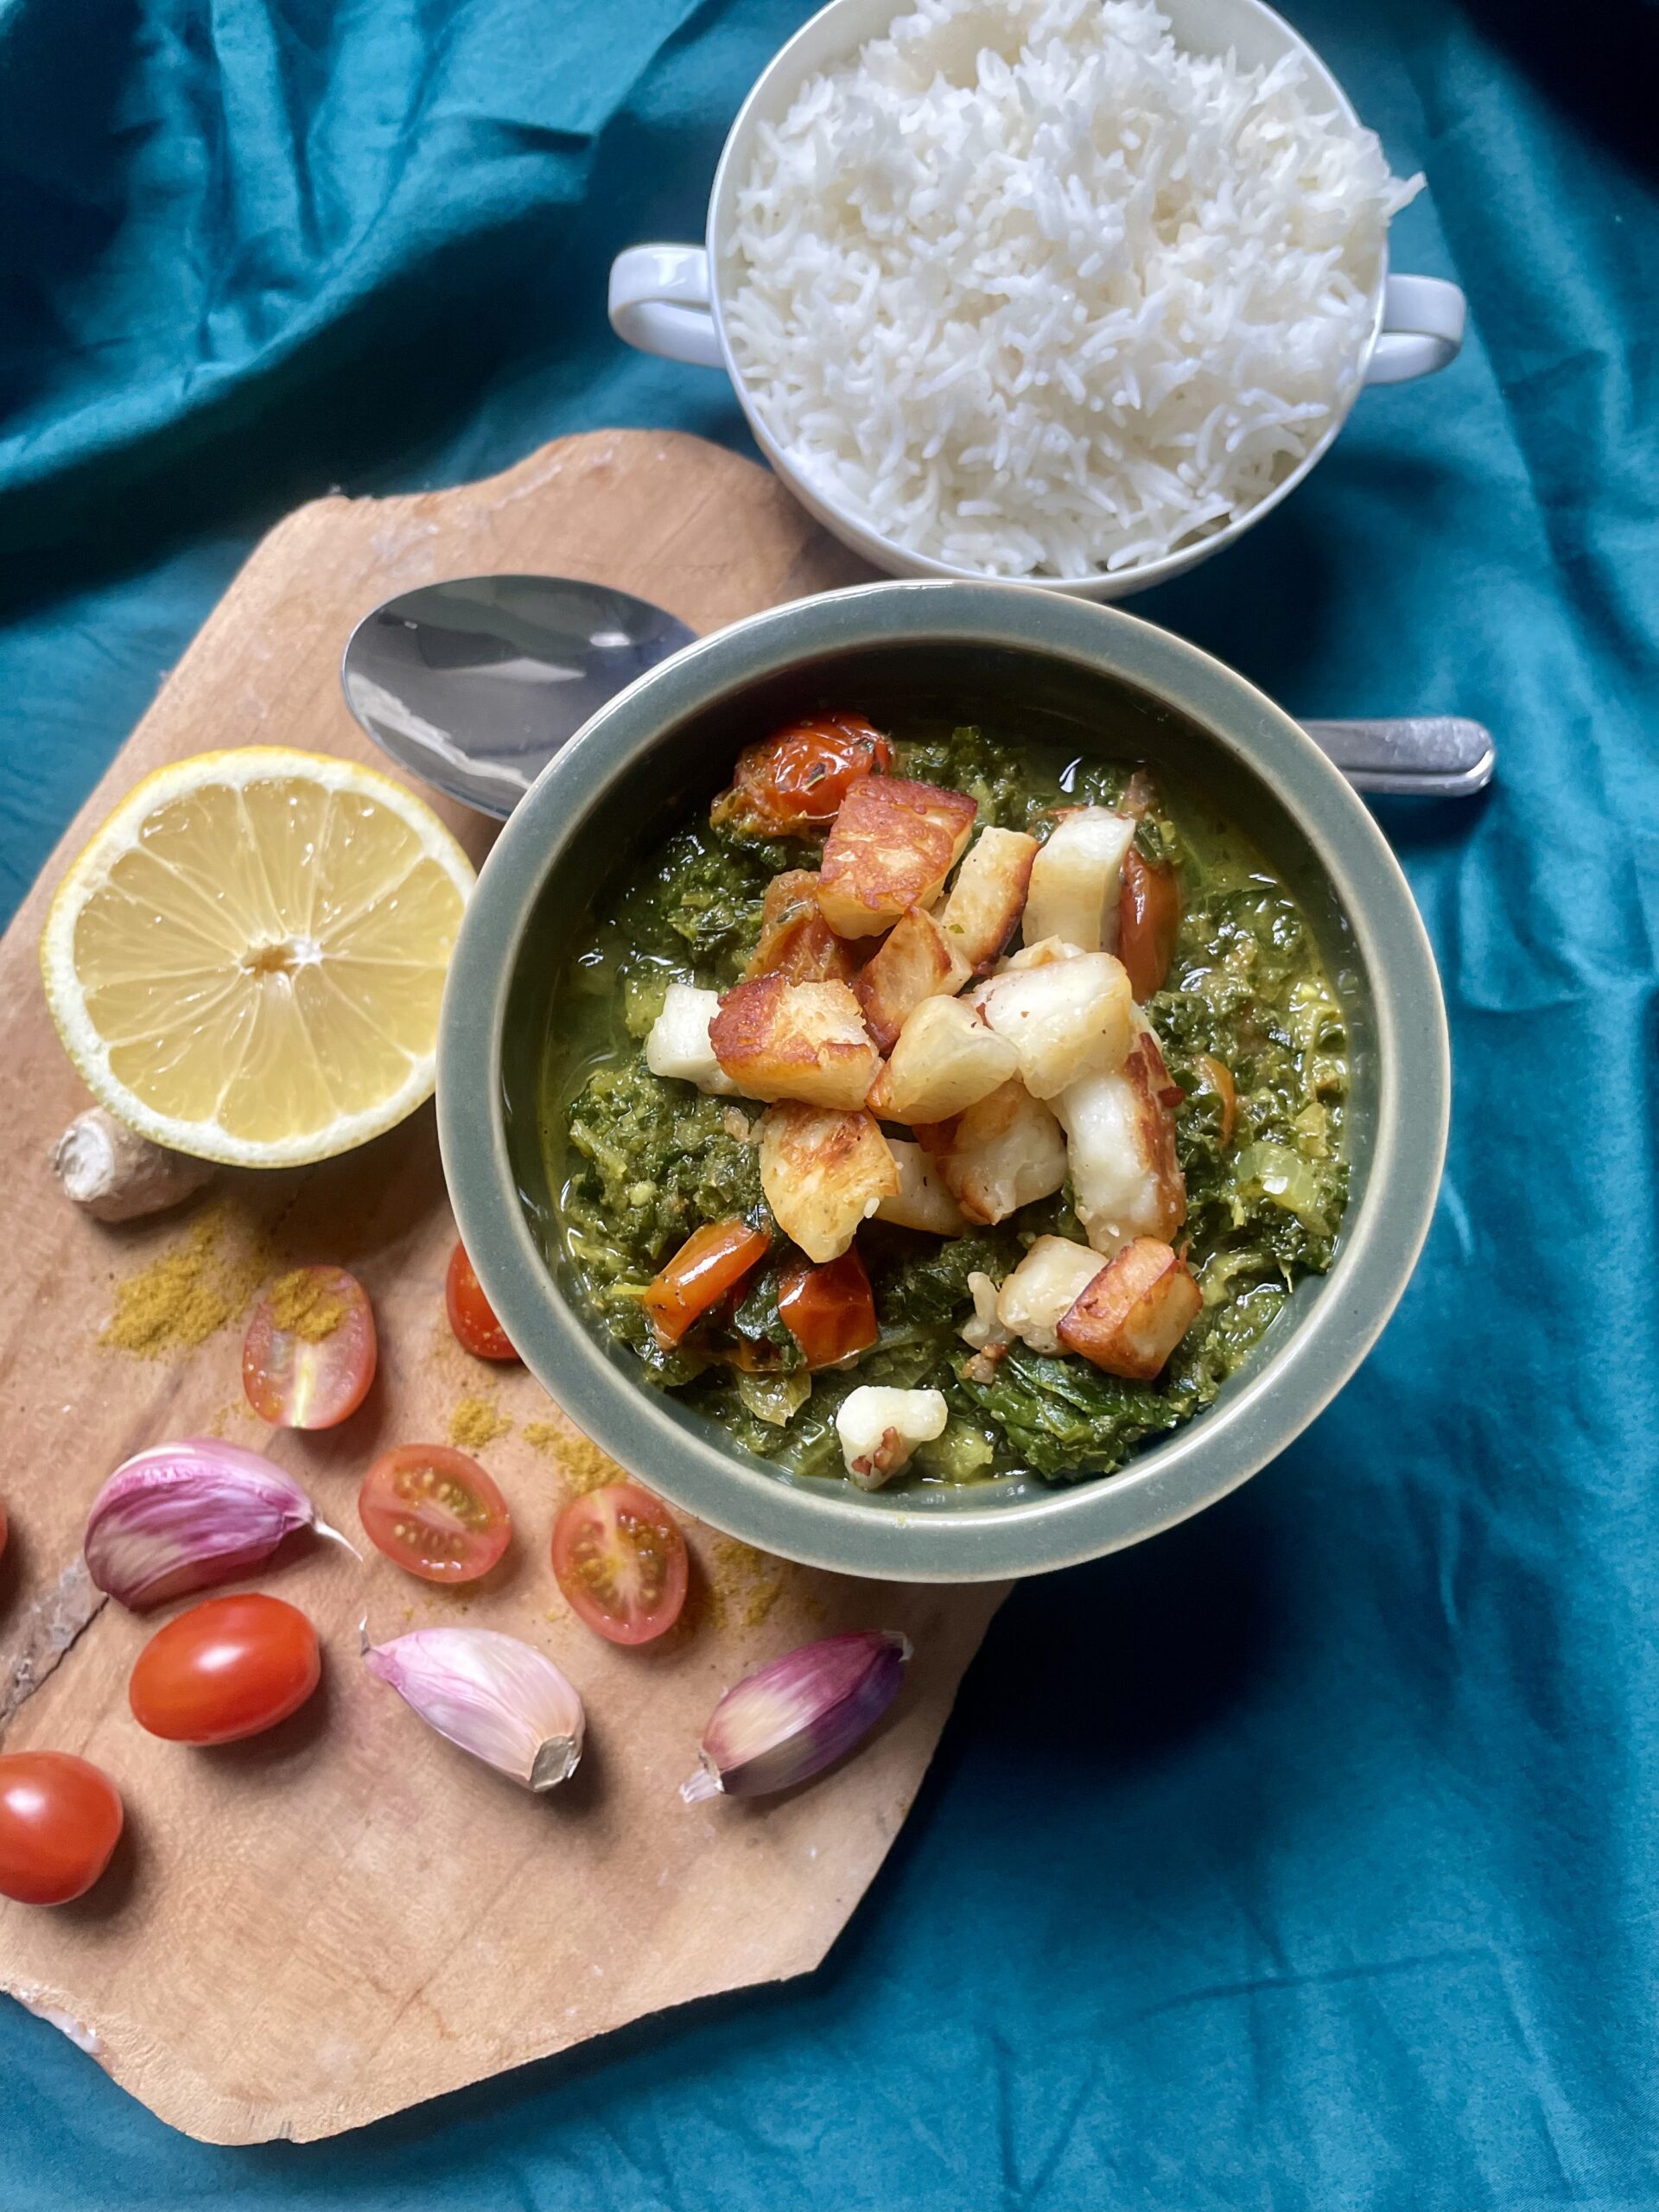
top-left (543, 717), bottom-right (1347, 1491)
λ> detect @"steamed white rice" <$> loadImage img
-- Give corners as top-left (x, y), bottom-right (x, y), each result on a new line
top-left (727, 0), bottom-right (1421, 580)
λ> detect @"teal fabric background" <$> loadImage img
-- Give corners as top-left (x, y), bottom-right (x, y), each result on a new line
top-left (3, 1), bottom-right (1657, 2203)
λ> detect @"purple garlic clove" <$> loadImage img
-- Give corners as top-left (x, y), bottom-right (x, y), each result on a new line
top-left (682, 1630), bottom-right (912, 1804)
top-left (362, 1624), bottom-right (585, 1791)
top-left (84, 1439), bottom-right (353, 1609)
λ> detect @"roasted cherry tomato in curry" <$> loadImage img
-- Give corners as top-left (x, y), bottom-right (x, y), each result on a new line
top-left (446, 1241), bottom-right (518, 1361)
top-left (1117, 847), bottom-right (1181, 1002)
top-left (129, 1594), bottom-right (321, 1745)
top-left (243, 1264), bottom-right (377, 1429)
top-left (359, 1443), bottom-right (512, 1585)
top-left (551, 1482), bottom-right (688, 1646)
top-left (0, 1751), bottom-right (124, 1906)
top-left (711, 712), bottom-right (892, 838)
top-left (779, 1250), bottom-right (880, 1370)
top-left (644, 1218), bottom-right (770, 1348)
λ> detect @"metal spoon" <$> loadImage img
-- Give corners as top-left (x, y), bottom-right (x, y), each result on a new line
top-left (341, 574), bottom-right (1494, 817)
top-left (341, 575), bottom-right (697, 818)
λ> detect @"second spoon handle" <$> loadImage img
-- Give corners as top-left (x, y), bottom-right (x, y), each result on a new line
top-left (1300, 716), bottom-right (1496, 797)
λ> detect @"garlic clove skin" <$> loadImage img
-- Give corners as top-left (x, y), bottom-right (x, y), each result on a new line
top-left (362, 1625), bottom-right (586, 1792)
top-left (682, 1630), bottom-right (912, 1804)
top-left (83, 1440), bottom-right (353, 1610)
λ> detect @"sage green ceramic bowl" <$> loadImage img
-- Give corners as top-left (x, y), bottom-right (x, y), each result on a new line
top-left (438, 582), bottom-right (1447, 1582)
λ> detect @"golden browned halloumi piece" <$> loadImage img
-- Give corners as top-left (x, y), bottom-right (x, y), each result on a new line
top-left (937, 826), bottom-right (1039, 972)
top-left (709, 976), bottom-right (878, 1110)
top-left (758, 1103), bottom-right (899, 1263)
top-left (994, 935), bottom-right (1084, 974)
top-left (817, 777), bottom-right (976, 939)
top-left (1023, 806), bottom-right (1136, 952)
top-left (915, 1079), bottom-right (1067, 1226)
top-left (1057, 1237), bottom-right (1201, 1379)
top-left (867, 995), bottom-right (1019, 1125)
top-left (875, 1137), bottom-right (970, 1236)
top-left (1055, 1020), bottom-right (1186, 1255)
top-left (973, 949), bottom-right (1135, 1099)
top-left (644, 982), bottom-right (743, 1096)
top-left (855, 905), bottom-right (970, 1052)
top-left (742, 870), bottom-right (861, 986)
top-left (995, 1236), bottom-right (1107, 1355)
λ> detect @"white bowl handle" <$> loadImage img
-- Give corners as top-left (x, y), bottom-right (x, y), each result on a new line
top-left (608, 245), bottom-right (723, 368)
top-left (1366, 274), bottom-right (1466, 385)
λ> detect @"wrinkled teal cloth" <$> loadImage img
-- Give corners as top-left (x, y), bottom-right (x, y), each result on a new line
top-left (3, 2), bottom-right (1658, 2205)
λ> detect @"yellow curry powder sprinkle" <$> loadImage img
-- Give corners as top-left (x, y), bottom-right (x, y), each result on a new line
top-left (521, 1422), bottom-right (625, 1496)
top-left (707, 1535), bottom-right (791, 1633)
top-left (448, 1395), bottom-right (512, 1450)
top-left (99, 1199), bottom-right (271, 1357)
top-left (265, 1268), bottom-right (348, 1342)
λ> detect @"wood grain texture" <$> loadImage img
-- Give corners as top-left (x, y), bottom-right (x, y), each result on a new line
top-left (0, 432), bottom-right (1004, 2144)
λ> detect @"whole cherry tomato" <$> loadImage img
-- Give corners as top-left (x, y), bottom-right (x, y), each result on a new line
top-left (711, 713), bottom-right (892, 837)
top-left (551, 1483), bottom-right (688, 1647)
top-left (644, 1219), bottom-right (770, 1347)
top-left (1118, 847), bottom-right (1181, 1002)
top-left (129, 1594), bottom-right (321, 1745)
top-left (779, 1249), bottom-right (880, 1370)
top-left (445, 1241), bottom-right (518, 1362)
top-left (243, 1264), bottom-right (377, 1429)
top-left (0, 1751), bottom-right (124, 1906)
top-left (359, 1444), bottom-right (512, 1585)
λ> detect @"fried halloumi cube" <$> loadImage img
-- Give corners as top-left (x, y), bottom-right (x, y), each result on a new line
top-left (973, 949), bottom-right (1135, 1100)
top-left (855, 904), bottom-right (970, 1053)
top-left (758, 1103), bottom-right (899, 1263)
top-left (915, 1079), bottom-right (1068, 1225)
top-left (995, 1236), bottom-right (1107, 1355)
top-left (817, 777), bottom-right (976, 939)
top-left (644, 983), bottom-right (742, 1096)
top-left (742, 869), bottom-right (861, 986)
top-left (937, 826), bottom-right (1039, 972)
top-left (1057, 1237), bottom-right (1201, 1379)
top-left (836, 1385), bottom-right (949, 1489)
top-left (995, 934), bottom-right (1085, 973)
top-left (1055, 1022), bottom-right (1186, 1255)
top-left (709, 975), bottom-right (878, 1110)
top-left (1023, 806), bottom-right (1135, 953)
top-left (875, 1137), bottom-right (969, 1236)
top-left (866, 995), bottom-right (1019, 1125)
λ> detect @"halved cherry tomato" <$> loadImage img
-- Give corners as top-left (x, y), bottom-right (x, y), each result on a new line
top-left (359, 1443), bottom-right (512, 1585)
top-left (129, 1594), bottom-right (321, 1745)
top-left (243, 1264), bottom-right (377, 1429)
top-left (446, 1241), bottom-right (518, 1361)
top-left (1118, 847), bottom-right (1181, 1002)
top-left (0, 1751), bottom-right (124, 1905)
top-left (644, 1219), bottom-right (771, 1347)
top-left (710, 713), bottom-right (892, 837)
top-left (779, 1249), bottom-right (879, 1370)
top-left (551, 1483), bottom-right (688, 1646)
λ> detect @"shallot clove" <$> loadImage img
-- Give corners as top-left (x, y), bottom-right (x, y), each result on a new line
top-left (681, 1630), bottom-right (912, 1804)
top-left (83, 1440), bottom-right (355, 1611)
top-left (361, 1624), bottom-right (586, 1791)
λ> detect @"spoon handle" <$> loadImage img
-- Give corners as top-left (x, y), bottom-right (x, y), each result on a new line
top-left (1299, 716), bottom-right (1496, 797)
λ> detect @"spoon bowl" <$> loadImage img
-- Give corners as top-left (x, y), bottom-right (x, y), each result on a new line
top-left (340, 575), bottom-right (696, 817)
top-left (342, 571), bottom-right (1492, 815)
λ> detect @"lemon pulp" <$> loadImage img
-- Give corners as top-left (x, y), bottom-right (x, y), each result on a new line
top-left (42, 750), bottom-right (475, 1166)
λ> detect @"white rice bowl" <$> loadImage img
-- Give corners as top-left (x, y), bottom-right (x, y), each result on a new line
top-left (727, 0), bottom-right (1421, 581)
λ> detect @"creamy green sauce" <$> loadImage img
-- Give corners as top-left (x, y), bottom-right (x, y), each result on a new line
top-left (541, 723), bottom-right (1348, 1488)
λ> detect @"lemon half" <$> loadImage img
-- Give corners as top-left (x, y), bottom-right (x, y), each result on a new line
top-left (41, 748), bottom-right (475, 1166)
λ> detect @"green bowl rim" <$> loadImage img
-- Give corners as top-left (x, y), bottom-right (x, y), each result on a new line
top-left (438, 580), bottom-right (1448, 1583)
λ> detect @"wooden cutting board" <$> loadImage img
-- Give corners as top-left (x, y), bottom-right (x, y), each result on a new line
top-left (0, 431), bottom-right (1006, 2145)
